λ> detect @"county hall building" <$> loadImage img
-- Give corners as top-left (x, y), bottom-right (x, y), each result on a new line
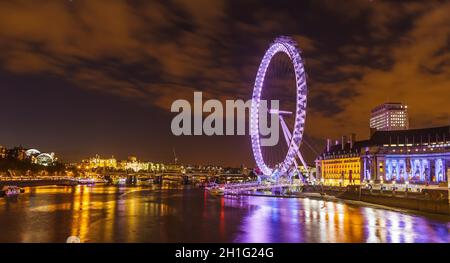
top-left (316, 103), bottom-right (449, 187)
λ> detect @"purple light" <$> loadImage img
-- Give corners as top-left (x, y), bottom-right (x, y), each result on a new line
top-left (250, 36), bottom-right (308, 176)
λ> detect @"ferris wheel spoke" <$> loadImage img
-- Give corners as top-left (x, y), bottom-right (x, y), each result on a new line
top-left (279, 115), bottom-right (309, 176)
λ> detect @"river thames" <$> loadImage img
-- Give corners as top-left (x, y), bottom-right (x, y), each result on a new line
top-left (0, 184), bottom-right (448, 243)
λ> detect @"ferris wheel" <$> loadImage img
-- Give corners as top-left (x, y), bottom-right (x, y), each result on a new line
top-left (250, 36), bottom-right (308, 179)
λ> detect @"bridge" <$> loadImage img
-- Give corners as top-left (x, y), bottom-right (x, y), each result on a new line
top-left (98, 171), bottom-right (252, 185)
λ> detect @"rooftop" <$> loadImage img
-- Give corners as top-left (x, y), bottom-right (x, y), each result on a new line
top-left (322, 125), bottom-right (450, 156)
top-left (371, 102), bottom-right (407, 113)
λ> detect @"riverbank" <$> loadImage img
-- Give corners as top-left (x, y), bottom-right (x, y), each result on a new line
top-left (229, 186), bottom-right (450, 216)
top-left (227, 191), bottom-right (450, 219)
top-left (0, 179), bottom-right (77, 187)
top-left (329, 185), bottom-right (449, 215)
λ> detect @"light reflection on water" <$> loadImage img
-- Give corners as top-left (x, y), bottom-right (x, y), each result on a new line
top-left (227, 196), bottom-right (449, 243)
top-left (0, 185), bottom-right (448, 243)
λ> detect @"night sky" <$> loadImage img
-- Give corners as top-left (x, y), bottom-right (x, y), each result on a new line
top-left (0, 0), bottom-right (449, 166)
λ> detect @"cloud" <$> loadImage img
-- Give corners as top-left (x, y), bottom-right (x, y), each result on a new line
top-left (0, 0), bottom-right (448, 147)
top-left (306, 1), bottom-right (450, 142)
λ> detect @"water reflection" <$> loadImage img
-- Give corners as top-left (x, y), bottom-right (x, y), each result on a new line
top-left (230, 196), bottom-right (449, 243)
top-left (0, 185), bottom-right (448, 242)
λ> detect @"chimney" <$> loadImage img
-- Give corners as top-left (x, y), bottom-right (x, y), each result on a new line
top-left (349, 133), bottom-right (356, 149)
top-left (341, 135), bottom-right (347, 151)
top-left (326, 139), bottom-right (331, 152)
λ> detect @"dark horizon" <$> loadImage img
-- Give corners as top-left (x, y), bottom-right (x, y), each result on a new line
top-left (1, 0), bottom-right (449, 166)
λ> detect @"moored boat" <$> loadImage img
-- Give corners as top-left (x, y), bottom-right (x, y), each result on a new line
top-left (207, 186), bottom-right (225, 196)
top-left (58, 180), bottom-right (79, 186)
top-left (1, 186), bottom-right (22, 197)
top-left (77, 178), bottom-right (96, 185)
top-left (111, 177), bottom-right (127, 185)
top-left (137, 178), bottom-right (154, 186)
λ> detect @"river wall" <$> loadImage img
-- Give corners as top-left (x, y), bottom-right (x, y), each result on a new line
top-left (0, 179), bottom-right (76, 187)
top-left (303, 185), bottom-right (450, 215)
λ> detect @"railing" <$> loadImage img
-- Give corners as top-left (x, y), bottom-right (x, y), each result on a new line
top-left (0, 176), bottom-right (75, 181)
top-left (222, 182), bottom-right (301, 195)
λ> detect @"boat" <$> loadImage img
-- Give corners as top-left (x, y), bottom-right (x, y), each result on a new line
top-left (112, 177), bottom-right (127, 186)
top-left (1, 186), bottom-right (22, 197)
top-left (207, 186), bottom-right (225, 196)
top-left (118, 178), bottom-right (127, 185)
top-left (209, 188), bottom-right (225, 196)
top-left (77, 178), bottom-right (96, 185)
top-left (137, 178), bottom-right (154, 186)
top-left (204, 182), bottom-right (218, 190)
top-left (58, 180), bottom-right (79, 186)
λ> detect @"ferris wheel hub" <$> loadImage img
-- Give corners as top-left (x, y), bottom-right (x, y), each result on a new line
top-left (268, 109), bottom-right (293, 115)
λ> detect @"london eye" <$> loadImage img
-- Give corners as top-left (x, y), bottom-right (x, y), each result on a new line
top-left (250, 36), bottom-right (308, 181)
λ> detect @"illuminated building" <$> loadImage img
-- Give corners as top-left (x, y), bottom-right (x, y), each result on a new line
top-left (184, 164), bottom-right (222, 175)
top-left (25, 149), bottom-right (40, 157)
top-left (80, 155), bottom-right (173, 173)
top-left (316, 135), bottom-right (361, 186)
top-left (317, 126), bottom-right (450, 186)
top-left (149, 162), bottom-right (164, 173)
top-left (123, 157), bottom-right (150, 172)
top-left (25, 149), bottom-right (41, 164)
top-left (85, 155), bottom-right (117, 169)
top-left (370, 103), bottom-right (409, 133)
top-left (36, 153), bottom-right (55, 166)
top-left (114, 156), bottom-right (159, 172)
top-left (0, 146), bottom-right (57, 166)
top-left (163, 163), bottom-right (185, 173)
top-left (241, 165), bottom-right (249, 176)
top-left (125, 161), bottom-right (149, 172)
top-left (363, 126), bottom-right (449, 185)
top-left (7, 146), bottom-right (26, 161)
top-left (0, 146), bottom-right (6, 159)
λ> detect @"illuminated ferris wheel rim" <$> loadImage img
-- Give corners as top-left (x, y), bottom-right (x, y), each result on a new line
top-left (250, 36), bottom-right (308, 176)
